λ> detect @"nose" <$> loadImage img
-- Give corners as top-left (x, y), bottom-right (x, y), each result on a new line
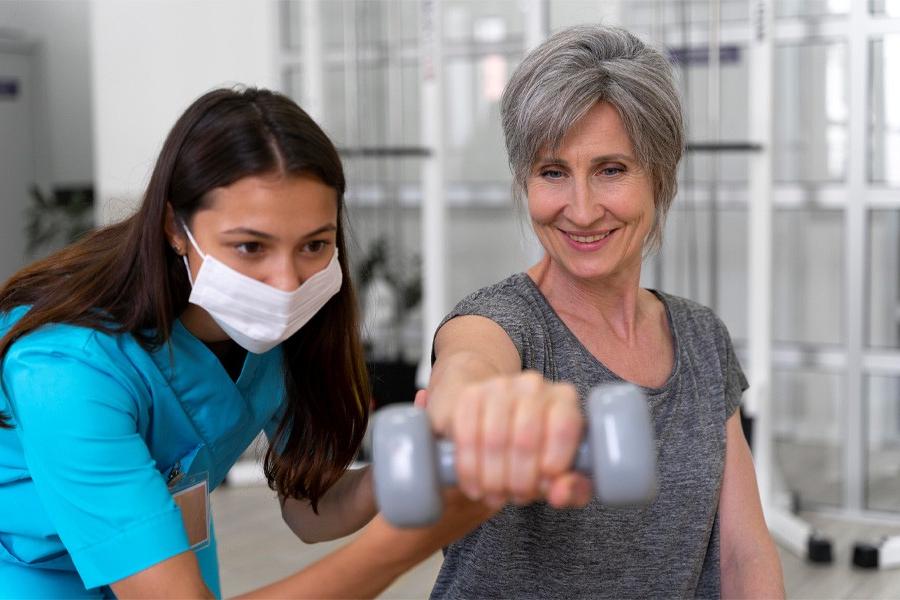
top-left (269, 257), bottom-right (302, 292)
top-left (567, 178), bottom-right (605, 227)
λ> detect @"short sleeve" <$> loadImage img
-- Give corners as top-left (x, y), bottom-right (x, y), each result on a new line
top-left (431, 276), bottom-right (544, 368)
top-left (2, 344), bottom-right (190, 589)
top-left (719, 322), bottom-right (749, 419)
top-left (263, 402), bottom-right (287, 449)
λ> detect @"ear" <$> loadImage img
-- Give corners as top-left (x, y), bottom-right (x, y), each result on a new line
top-left (164, 203), bottom-right (186, 255)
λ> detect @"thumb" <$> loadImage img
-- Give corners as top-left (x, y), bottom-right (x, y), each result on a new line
top-left (414, 389), bottom-right (429, 408)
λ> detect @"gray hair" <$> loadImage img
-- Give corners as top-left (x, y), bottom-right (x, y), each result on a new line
top-left (500, 24), bottom-right (684, 253)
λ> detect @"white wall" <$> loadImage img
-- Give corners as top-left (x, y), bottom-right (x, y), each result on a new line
top-left (0, 0), bottom-right (94, 188)
top-left (90, 0), bottom-right (279, 223)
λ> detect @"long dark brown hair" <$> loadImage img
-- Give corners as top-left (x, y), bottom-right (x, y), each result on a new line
top-left (0, 88), bottom-right (369, 511)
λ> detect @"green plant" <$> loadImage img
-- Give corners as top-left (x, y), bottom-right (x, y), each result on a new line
top-left (25, 185), bottom-right (94, 258)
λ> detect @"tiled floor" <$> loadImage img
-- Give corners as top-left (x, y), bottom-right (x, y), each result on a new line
top-left (212, 483), bottom-right (900, 599)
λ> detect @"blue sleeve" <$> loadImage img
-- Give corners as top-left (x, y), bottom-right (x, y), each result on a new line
top-left (2, 341), bottom-right (190, 589)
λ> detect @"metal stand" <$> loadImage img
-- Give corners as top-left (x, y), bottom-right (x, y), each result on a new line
top-left (853, 537), bottom-right (900, 569)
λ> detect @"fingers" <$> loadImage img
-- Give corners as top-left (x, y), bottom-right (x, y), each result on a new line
top-left (453, 386), bottom-right (484, 500)
top-left (540, 382), bottom-right (583, 476)
top-left (449, 372), bottom-right (585, 509)
top-left (506, 376), bottom-right (545, 504)
top-left (413, 389), bottom-right (428, 408)
top-left (546, 473), bottom-right (593, 508)
top-left (479, 379), bottom-right (513, 507)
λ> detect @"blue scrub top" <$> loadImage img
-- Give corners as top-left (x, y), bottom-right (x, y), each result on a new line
top-left (0, 306), bottom-right (286, 598)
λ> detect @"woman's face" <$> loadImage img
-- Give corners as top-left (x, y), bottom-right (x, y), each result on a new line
top-left (526, 101), bottom-right (654, 283)
top-left (176, 172), bottom-right (338, 292)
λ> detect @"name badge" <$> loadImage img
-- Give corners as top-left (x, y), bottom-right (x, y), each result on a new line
top-left (169, 472), bottom-right (211, 551)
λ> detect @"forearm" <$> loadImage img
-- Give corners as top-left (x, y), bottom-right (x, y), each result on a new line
top-left (235, 518), bottom-right (421, 599)
top-left (239, 493), bottom-right (494, 600)
top-left (721, 538), bottom-right (785, 599)
top-left (281, 466), bottom-right (376, 543)
top-left (427, 350), bottom-right (509, 432)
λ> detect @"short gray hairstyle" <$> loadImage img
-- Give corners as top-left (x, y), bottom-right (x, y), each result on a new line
top-left (501, 24), bottom-right (684, 253)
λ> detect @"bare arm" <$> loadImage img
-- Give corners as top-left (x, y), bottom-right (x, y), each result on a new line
top-left (426, 315), bottom-right (522, 433)
top-left (111, 490), bottom-right (492, 599)
top-left (239, 490), bottom-right (493, 599)
top-left (428, 315), bottom-right (590, 509)
top-left (719, 411), bottom-right (785, 598)
top-left (109, 551), bottom-right (213, 599)
top-left (279, 465), bottom-right (376, 543)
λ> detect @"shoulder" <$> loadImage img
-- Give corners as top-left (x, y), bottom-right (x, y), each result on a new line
top-left (448, 273), bottom-right (543, 321)
top-left (653, 291), bottom-right (731, 340)
top-left (2, 309), bottom-right (152, 404)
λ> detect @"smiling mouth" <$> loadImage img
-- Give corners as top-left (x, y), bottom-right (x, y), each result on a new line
top-left (565, 230), bottom-right (614, 243)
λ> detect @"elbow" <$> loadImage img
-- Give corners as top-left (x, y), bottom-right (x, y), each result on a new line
top-left (281, 505), bottom-right (325, 544)
top-left (296, 530), bottom-right (325, 545)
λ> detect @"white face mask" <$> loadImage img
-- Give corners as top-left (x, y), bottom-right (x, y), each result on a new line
top-left (180, 222), bottom-right (342, 354)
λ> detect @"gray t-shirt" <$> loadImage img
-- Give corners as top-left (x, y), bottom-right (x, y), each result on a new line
top-left (431, 273), bottom-right (747, 600)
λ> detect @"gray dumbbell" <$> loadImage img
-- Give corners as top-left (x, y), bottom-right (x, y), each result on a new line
top-left (372, 382), bottom-right (657, 528)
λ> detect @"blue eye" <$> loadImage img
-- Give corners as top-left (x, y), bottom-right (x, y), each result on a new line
top-left (541, 169), bottom-right (565, 179)
top-left (599, 166), bottom-right (625, 177)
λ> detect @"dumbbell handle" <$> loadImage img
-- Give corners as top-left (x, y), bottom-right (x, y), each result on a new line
top-left (433, 439), bottom-right (593, 486)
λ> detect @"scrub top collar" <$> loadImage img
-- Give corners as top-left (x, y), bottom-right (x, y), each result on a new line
top-left (148, 319), bottom-right (282, 482)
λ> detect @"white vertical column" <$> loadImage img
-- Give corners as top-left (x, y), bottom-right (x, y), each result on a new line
top-left (747, 0), bottom-right (774, 510)
top-left (300, 0), bottom-right (324, 121)
top-left (845, 0), bottom-right (868, 512)
top-left (521, 0), bottom-right (548, 267)
top-left (417, 0), bottom-right (446, 387)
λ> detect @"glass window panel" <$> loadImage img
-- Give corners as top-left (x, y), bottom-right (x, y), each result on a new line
top-left (866, 375), bottom-right (900, 512)
top-left (280, 0), bottom-right (301, 52)
top-left (321, 0), bottom-right (347, 51)
top-left (872, 0), bottom-right (900, 16)
top-left (448, 207), bottom-right (530, 304)
top-left (322, 59), bottom-right (420, 150)
top-left (777, 0), bottom-right (850, 17)
top-left (870, 36), bottom-right (900, 186)
top-left (550, 1), bottom-right (623, 30)
top-left (774, 369), bottom-right (844, 508)
top-left (675, 44), bottom-right (751, 184)
top-left (655, 203), bottom-right (749, 340)
top-left (773, 209), bottom-right (844, 345)
top-left (868, 210), bottom-right (900, 348)
top-left (443, 0), bottom-right (524, 44)
top-left (443, 54), bottom-right (521, 185)
top-left (322, 66), bottom-right (348, 145)
top-left (346, 202), bottom-right (422, 362)
top-left (282, 65), bottom-right (303, 106)
top-left (774, 41), bottom-right (848, 183)
top-left (320, 0), bottom-right (418, 52)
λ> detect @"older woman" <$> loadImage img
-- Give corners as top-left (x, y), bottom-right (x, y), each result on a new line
top-left (425, 25), bottom-right (783, 598)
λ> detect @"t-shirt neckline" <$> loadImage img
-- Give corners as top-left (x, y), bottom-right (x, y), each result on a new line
top-left (517, 272), bottom-right (681, 397)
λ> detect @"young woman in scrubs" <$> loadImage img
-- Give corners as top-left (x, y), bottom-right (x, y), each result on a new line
top-left (0, 88), bottom-right (490, 598)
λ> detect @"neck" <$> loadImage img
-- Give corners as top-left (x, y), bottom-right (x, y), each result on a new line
top-left (179, 305), bottom-right (230, 343)
top-left (527, 255), bottom-right (648, 343)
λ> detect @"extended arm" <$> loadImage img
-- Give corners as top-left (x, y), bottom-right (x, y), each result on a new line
top-left (279, 465), bottom-right (376, 543)
top-left (111, 490), bottom-right (492, 599)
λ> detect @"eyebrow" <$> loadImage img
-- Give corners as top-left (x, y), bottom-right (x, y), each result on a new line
top-left (221, 224), bottom-right (337, 239)
top-left (536, 153), bottom-right (635, 165)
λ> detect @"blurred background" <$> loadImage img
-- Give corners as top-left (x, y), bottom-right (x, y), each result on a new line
top-left (2, 0), bottom-right (900, 596)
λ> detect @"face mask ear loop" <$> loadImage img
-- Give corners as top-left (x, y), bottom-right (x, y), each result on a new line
top-left (179, 218), bottom-right (205, 287)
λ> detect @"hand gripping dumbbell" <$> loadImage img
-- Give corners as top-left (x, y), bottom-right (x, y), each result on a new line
top-left (372, 382), bottom-right (657, 528)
